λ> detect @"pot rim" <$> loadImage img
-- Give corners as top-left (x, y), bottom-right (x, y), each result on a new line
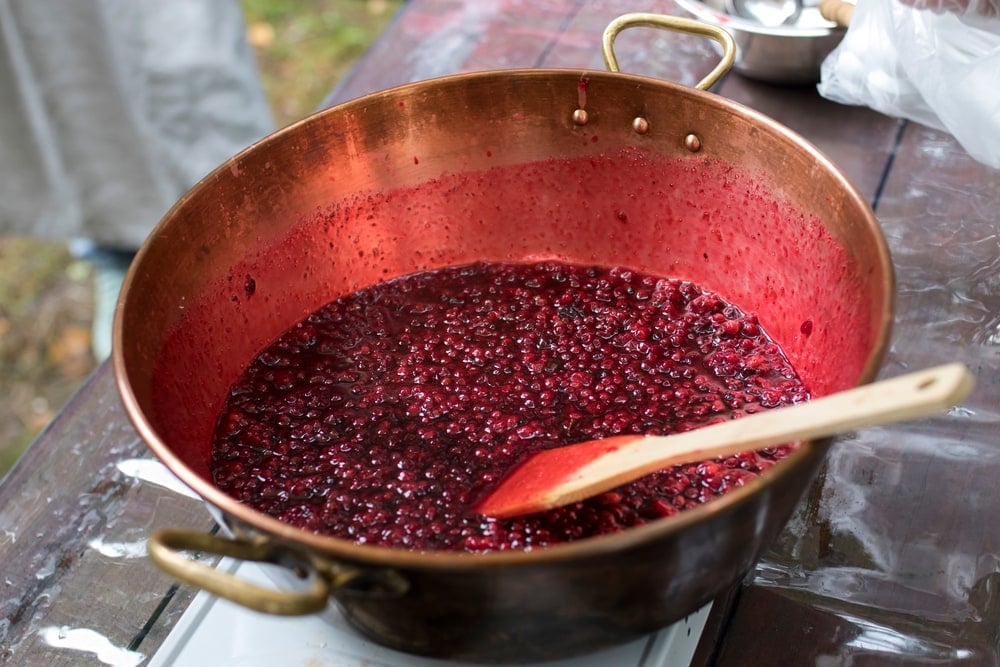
top-left (114, 66), bottom-right (893, 571)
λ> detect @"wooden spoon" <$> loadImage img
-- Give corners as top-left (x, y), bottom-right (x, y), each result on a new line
top-left (819, 0), bottom-right (854, 27)
top-left (476, 363), bottom-right (974, 518)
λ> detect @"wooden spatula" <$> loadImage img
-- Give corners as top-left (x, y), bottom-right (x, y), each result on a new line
top-left (475, 363), bottom-right (974, 518)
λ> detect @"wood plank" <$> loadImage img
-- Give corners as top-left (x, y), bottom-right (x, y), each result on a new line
top-left (0, 364), bottom-right (214, 664)
top-left (715, 422), bottom-right (1000, 664)
top-left (711, 122), bottom-right (1000, 665)
top-left (869, 121), bottom-right (1000, 348)
top-left (717, 76), bottom-right (903, 203)
top-left (713, 583), bottom-right (998, 666)
top-left (323, 0), bottom-right (587, 107)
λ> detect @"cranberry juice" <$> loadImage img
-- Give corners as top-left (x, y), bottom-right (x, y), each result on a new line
top-left (210, 261), bottom-right (808, 551)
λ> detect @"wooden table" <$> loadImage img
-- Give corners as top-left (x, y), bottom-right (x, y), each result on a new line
top-left (3, 1), bottom-right (998, 664)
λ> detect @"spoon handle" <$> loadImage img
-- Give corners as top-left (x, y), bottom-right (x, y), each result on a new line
top-left (819, 0), bottom-right (854, 27)
top-left (477, 364), bottom-right (974, 518)
top-left (609, 362), bottom-right (973, 479)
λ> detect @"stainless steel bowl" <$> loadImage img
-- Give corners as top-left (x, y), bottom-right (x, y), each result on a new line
top-left (675, 0), bottom-right (847, 84)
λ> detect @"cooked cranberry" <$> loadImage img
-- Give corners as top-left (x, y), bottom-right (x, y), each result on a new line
top-left (210, 261), bottom-right (807, 552)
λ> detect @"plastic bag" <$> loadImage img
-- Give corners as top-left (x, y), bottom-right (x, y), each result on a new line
top-left (818, 1), bottom-right (1000, 169)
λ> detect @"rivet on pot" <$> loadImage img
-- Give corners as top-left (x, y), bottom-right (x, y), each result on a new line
top-left (684, 133), bottom-right (702, 153)
top-left (632, 117), bottom-right (650, 135)
top-left (572, 109), bottom-right (589, 126)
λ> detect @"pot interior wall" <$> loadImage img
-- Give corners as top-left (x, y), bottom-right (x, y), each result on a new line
top-left (118, 71), bottom-right (889, 486)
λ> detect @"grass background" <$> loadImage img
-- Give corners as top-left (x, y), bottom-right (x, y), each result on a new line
top-left (0, 0), bottom-right (402, 476)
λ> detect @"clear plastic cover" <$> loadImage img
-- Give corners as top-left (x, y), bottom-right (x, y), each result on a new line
top-left (818, 0), bottom-right (1000, 168)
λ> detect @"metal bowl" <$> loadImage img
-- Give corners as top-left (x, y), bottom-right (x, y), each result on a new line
top-left (675, 0), bottom-right (847, 84)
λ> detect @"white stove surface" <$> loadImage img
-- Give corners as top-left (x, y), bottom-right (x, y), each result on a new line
top-left (149, 558), bottom-right (710, 667)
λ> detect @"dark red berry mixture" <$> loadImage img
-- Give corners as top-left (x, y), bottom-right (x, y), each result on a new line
top-left (210, 261), bottom-right (808, 551)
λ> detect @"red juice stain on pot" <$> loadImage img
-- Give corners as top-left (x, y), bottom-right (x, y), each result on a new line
top-left (209, 261), bottom-right (808, 552)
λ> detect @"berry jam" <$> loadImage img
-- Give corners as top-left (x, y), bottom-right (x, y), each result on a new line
top-left (210, 261), bottom-right (808, 551)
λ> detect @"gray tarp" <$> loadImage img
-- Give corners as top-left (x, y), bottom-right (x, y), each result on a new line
top-left (0, 0), bottom-right (273, 250)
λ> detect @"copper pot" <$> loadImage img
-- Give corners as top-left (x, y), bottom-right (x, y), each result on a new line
top-left (114, 15), bottom-right (892, 663)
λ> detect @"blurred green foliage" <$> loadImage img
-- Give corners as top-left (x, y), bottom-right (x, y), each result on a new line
top-left (241, 0), bottom-right (403, 127)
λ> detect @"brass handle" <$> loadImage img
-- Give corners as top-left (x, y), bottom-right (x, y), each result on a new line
top-left (602, 13), bottom-right (737, 91)
top-left (148, 529), bottom-right (342, 616)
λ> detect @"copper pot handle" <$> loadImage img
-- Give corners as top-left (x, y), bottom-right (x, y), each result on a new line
top-left (148, 528), bottom-right (348, 615)
top-left (602, 13), bottom-right (737, 90)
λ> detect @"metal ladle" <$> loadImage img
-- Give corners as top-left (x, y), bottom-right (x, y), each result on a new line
top-left (727, 0), bottom-right (803, 26)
